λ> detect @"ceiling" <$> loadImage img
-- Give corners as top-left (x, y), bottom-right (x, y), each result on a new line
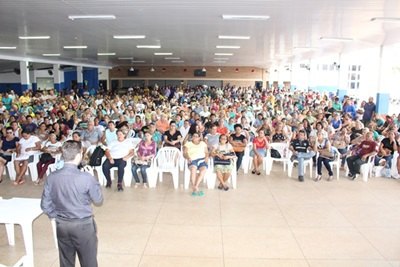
top-left (0, 0), bottom-right (400, 70)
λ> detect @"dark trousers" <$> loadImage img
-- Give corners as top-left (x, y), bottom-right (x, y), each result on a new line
top-left (317, 157), bottom-right (333, 176)
top-left (131, 163), bottom-right (149, 183)
top-left (346, 155), bottom-right (366, 175)
top-left (338, 148), bottom-right (348, 166)
top-left (37, 158), bottom-right (55, 179)
top-left (102, 158), bottom-right (126, 184)
top-left (56, 217), bottom-right (98, 267)
top-left (235, 151), bottom-right (244, 171)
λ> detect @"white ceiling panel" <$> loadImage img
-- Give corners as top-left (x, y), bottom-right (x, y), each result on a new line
top-left (0, 0), bottom-right (399, 69)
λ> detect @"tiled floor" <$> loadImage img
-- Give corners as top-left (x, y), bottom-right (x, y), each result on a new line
top-left (1, 167), bottom-right (400, 267)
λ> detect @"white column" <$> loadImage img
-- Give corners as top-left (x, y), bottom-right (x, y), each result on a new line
top-left (19, 61), bottom-right (30, 93)
top-left (77, 66), bottom-right (83, 88)
top-left (53, 64), bottom-right (64, 92)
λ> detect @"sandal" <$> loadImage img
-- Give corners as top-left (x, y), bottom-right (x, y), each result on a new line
top-left (217, 184), bottom-right (224, 190)
top-left (256, 171), bottom-right (261, 175)
top-left (251, 170), bottom-right (256, 174)
top-left (18, 179), bottom-right (25, 185)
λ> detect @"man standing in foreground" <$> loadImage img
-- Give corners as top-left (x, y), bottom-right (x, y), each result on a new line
top-left (41, 140), bottom-right (103, 267)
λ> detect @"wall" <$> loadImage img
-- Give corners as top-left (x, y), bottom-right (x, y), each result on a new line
top-left (0, 72), bottom-right (22, 93)
top-left (109, 66), bottom-right (265, 88)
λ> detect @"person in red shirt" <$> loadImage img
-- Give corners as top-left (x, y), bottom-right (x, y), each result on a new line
top-left (346, 132), bottom-right (377, 180)
top-left (251, 130), bottom-right (269, 175)
top-left (216, 119), bottom-right (228, 136)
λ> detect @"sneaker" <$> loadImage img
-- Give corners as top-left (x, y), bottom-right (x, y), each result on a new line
top-left (314, 175), bottom-right (322, 182)
top-left (328, 175), bottom-right (334, 181)
top-left (143, 184), bottom-right (148, 189)
top-left (197, 191), bottom-right (205, 196)
top-left (298, 175), bottom-right (304, 182)
top-left (348, 173), bottom-right (354, 178)
top-left (134, 184), bottom-right (139, 189)
top-left (191, 191), bottom-right (197, 197)
top-left (105, 182), bottom-right (112, 188)
top-left (290, 155), bottom-right (297, 162)
top-left (117, 184), bottom-right (124, 191)
top-left (351, 174), bottom-right (357, 180)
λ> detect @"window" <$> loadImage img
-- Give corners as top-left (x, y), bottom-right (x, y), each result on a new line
top-left (347, 64), bottom-right (361, 90)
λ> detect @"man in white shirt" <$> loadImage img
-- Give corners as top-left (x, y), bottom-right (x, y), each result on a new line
top-left (179, 120), bottom-right (191, 140)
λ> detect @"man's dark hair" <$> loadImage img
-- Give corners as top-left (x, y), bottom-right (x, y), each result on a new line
top-left (62, 140), bottom-right (82, 162)
top-left (234, 124), bottom-right (243, 129)
top-left (298, 130), bottom-right (306, 135)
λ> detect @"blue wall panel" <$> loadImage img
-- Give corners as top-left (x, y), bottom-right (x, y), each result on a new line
top-left (83, 68), bottom-right (98, 91)
top-left (64, 70), bottom-right (77, 90)
top-left (0, 83), bottom-right (22, 94)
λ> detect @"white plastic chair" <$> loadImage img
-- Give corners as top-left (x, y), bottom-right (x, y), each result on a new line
top-left (205, 158), bottom-right (238, 189)
top-left (287, 153), bottom-right (313, 178)
top-left (345, 153), bottom-right (376, 182)
top-left (241, 143), bottom-right (253, 174)
top-left (329, 147), bottom-right (341, 180)
top-left (184, 158), bottom-right (214, 190)
top-left (151, 147), bottom-right (181, 189)
top-left (265, 142), bottom-right (291, 175)
top-left (109, 156), bottom-right (134, 187)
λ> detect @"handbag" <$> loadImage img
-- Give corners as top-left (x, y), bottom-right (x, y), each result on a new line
top-left (270, 149), bottom-right (281, 158)
top-left (319, 149), bottom-right (334, 159)
top-left (40, 153), bottom-right (54, 163)
top-left (214, 152), bottom-right (235, 166)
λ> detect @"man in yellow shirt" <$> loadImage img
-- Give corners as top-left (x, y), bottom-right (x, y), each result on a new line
top-left (19, 91), bottom-right (31, 105)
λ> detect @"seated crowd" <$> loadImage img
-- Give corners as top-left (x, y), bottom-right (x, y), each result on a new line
top-left (0, 85), bottom-right (399, 195)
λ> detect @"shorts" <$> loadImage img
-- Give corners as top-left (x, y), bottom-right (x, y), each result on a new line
top-left (250, 148), bottom-right (266, 157)
top-left (0, 153), bottom-right (12, 163)
top-left (188, 158), bottom-right (208, 169)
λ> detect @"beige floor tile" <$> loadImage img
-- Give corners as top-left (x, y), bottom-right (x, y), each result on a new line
top-left (308, 260), bottom-right (392, 267)
top-left (98, 222), bottom-right (153, 254)
top-left (97, 253), bottom-right (141, 267)
top-left (144, 225), bottom-right (223, 258)
top-left (336, 205), bottom-right (400, 227)
top-left (94, 200), bottom-right (162, 224)
top-left (271, 188), bottom-right (331, 205)
top-left (222, 226), bottom-right (304, 259)
top-left (390, 261), bottom-right (400, 267)
top-left (220, 202), bottom-right (288, 227)
top-left (358, 228), bottom-right (400, 260)
top-left (279, 204), bottom-right (353, 228)
top-left (156, 202), bottom-right (221, 226)
top-left (225, 258), bottom-right (309, 267)
top-left (139, 256), bottom-right (223, 267)
top-left (292, 228), bottom-right (383, 259)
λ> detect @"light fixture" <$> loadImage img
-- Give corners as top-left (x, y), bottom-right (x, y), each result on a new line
top-left (136, 45), bottom-right (161, 49)
top-left (217, 68), bottom-right (222, 72)
top-left (165, 57), bottom-right (180, 60)
top-left (320, 37), bottom-right (353, 42)
top-left (222, 15), bottom-right (270, 20)
top-left (218, 35), bottom-right (250, 40)
top-left (214, 53), bottom-right (233, 56)
top-left (131, 60), bottom-right (145, 63)
top-left (0, 46), bottom-right (17, 49)
top-left (68, 15), bottom-right (116, 20)
top-left (72, 57), bottom-right (89, 60)
top-left (216, 45), bottom-right (240, 49)
top-left (150, 67), bottom-right (155, 72)
top-left (154, 52), bottom-right (173, 55)
top-left (113, 35), bottom-right (146, 39)
top-left (97, 52), bottom-right (116, 56)
top-left (63, 45), bottom-right (88, 49)
top-left (118, 57), bottom-right (133, 60)
top-left (19, 36), bottom-right (50, 40)
top-left (129, 67), bottom-right (134, 71)
top-left (371, 17), bottom-right (400, 22)
top-left (42, 53), bottom-right (60, 56)
top-left (293, 47), bottom-right (317, 50)
top-left (214, 61), bottom-right (226, 63)
top-left (172, 60), bottom-right (184, 63)
top-left (202, 67), bottom-right (207, 72)
top-left (214, 58), bottom-right (229, 60)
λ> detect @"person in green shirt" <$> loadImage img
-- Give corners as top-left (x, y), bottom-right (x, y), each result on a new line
top-left (332, 97), bottom-right (342, 112)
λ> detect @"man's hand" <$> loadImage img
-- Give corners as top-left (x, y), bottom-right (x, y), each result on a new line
top-left (109, 158), bottom-right (115, 164)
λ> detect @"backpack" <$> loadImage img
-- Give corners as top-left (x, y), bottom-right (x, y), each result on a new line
top-left (89, 146), bottom-right (105, 166)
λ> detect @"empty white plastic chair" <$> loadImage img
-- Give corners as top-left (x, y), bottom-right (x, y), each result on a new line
top-left (152, 147), bottom-right (181, 189)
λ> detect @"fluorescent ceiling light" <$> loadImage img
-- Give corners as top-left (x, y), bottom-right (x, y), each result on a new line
top-left (43, 53), bottom-right (60, 56)
top-left (202, 67), bottom-right (207, 72)
top-left (150, 67), bottom-right (155, 72)
top-left (171, 60), bottom-right (184, 63)
top-left (68, 15), bottom-right (116, 20)
top-left (19, 36), bottom-right (50, 40)
top-left (371, 17), bottom-right (400, 22)
top-left (97, 52), bottom-right (116, 56)
top-left (216, 45), bottom-right (240, 49)
top-left (118, 57), bottom-right (133, 60)
top-left (320, 37), bottom-right (353, 42)
top-left (136, 45), bottom-right (161, 49)
top-left (222, 15), bottom-right (270, 20)
top-left (113, 35), bottom-right (146, 39)
top-left (218, 35), bottom-right (250, 40)
top-left (217, 68), bottom-right (222, 72)
top-left (131, 60), bottom-right (145, 63)
top-left (154, 52), bottom-right (173, 55)
top-left (64, 45), bottom-right (87, 49)
top-left (0, 46), bottom-right (17, 49)
top-left (214, 61), bottom-right (226, 63)
top-left (165, 57), bottom-right (180, 60)
top-left (214, 53), bottom-right (233, 56)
